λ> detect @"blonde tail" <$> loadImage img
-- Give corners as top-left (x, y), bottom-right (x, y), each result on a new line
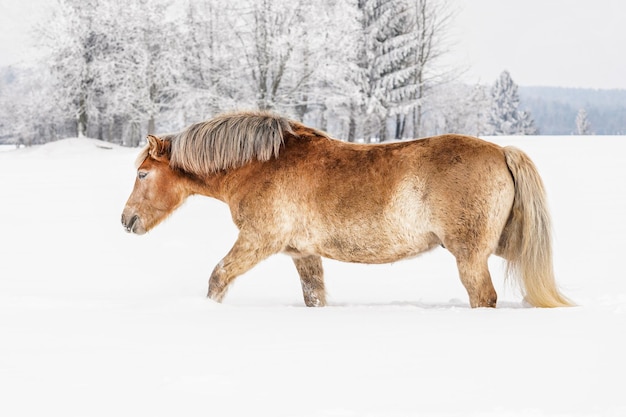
top-left (499, 147), bottom-right (574, 307)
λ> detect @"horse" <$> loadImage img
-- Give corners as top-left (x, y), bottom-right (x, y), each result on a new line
top-left (121, 111), bottom-right (573, 308)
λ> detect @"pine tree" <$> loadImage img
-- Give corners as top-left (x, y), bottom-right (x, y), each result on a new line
top-left (347, 0), bottom-right (390, 142)
top-left (347, 0), bottom-right (453, 141)
top-left (518, 110), bottom-right (539, 135)
top-left (576, 108), bottom-right (592, 135)
top-left (488, 70), bottom-right (537, 135)
top-left (392, 0), bottom-right (454, 139)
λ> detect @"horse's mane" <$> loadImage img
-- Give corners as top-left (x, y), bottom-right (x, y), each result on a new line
top-left (167, 111), bottom-right (295, 174)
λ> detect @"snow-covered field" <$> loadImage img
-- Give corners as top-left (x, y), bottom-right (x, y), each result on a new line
top-left (1, 135), bottom-right (625, 417)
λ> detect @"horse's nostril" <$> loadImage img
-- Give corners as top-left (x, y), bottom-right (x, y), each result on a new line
top-left (129, 215), bottom-right (140, 233)
top-left (121, 213), bottom-right (139, 233)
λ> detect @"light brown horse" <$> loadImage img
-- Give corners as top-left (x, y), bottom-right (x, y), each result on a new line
top-left (122, 111), bottom-right (572, 308)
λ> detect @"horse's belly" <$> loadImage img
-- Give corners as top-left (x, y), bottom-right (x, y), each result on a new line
top-left (321, 241), bottom-right (440, 264)
top-left (289, 228), bottom-right (441, 264)
top-left (288, 177), bottom-right (439, 263)
top-left (320, 231), bottom-right (439, 264)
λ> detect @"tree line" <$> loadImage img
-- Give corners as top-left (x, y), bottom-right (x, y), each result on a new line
top-left (519, 86), bottom-right (626, 135)
top-left (0, 0), bottom-right (539, 146)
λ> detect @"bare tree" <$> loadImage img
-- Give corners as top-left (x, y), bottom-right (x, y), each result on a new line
top-left (422, 83), bottom-right (490, 136)
top-left (233, 0), bottom-right (310, 112)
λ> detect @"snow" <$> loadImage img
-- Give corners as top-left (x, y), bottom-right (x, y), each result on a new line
top-left (1, 136), bottom-right (625, 417)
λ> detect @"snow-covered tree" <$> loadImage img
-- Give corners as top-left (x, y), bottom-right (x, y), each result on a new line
top-left (104, 0), bottom-right (183, 144)
top-left (576, 108), bottom-right (592, 135)
top-left (170, 0), bottom-right (359, 129)
top-left (422, 83), bottom-right (491, 136)
top-left (466, 83), bottom-right (491, 136)
top-left (229, 0), bottom-right (314, 113)
top-left (174, 0), bottom-right (243, 124)
top-left (3, 0), bottom-right (460, 146)
top-left (388, 0), bottom-right (454, 139)
top-left (487, 70), bottom-right (538, 135)
top-left (517, 109), bottom-right (539, 135)
top-left (42, 0), bottom-right (105, 138)
top-left (346, 0), bottom-right (392, 142)
top-left (0, 68), bottom-right (66, 146)
top-left (291, 0), bottom-right (363, 137)
top-left (345, 0), bottom-right (454, 142)
top-left (38, 0), bottom-right (183, 144)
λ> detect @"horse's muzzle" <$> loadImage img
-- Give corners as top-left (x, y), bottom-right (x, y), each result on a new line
top-left (121, 213), bottom-right (145, 235)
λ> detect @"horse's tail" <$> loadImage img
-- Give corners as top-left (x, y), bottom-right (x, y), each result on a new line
top-left (499, 146), bottom-right (574, 307)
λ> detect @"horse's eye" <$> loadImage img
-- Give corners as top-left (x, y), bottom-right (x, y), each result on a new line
top-left (138, 171), bottom-right (148, 180)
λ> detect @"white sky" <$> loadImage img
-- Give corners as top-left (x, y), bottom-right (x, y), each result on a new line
top-left (0, 0), bottom-right (50, 66)
top-left (448, 0), bottom-right (626, 89)
top-left (1, 0), bottom-right (625, 89)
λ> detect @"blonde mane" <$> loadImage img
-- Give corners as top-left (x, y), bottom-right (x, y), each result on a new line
top-left (167, 111), bottom-right (293, 174)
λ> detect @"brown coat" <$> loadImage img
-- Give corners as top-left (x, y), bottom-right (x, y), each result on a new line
top-left (122, 112), bottom-right (572, 308)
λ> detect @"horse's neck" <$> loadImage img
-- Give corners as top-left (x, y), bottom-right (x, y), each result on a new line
top-left (186, 169), bottom-right (230, 202)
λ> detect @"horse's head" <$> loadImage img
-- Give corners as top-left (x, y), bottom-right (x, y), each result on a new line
top-left (121, 135), bottom-right (190, 235)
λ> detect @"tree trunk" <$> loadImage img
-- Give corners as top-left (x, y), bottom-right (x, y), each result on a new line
top-left (395, 114), bottom-right (406, 139)
top-left (319, 104), bottom-right (327, 131)
top-left (379, 117), bottom-right (387, 142)
top-left (147, 115), bottom-right (156, 136)
top-left (76, 91), bottom-right (88, 138)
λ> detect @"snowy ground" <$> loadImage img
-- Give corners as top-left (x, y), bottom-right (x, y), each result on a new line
top-left (1, 135), bottom-right (625, 417)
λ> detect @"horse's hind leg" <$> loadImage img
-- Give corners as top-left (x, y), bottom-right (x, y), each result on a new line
top-left (292, 255), bottom-right (326, 307)
top-left (455, 254), bottom-right (497, 308)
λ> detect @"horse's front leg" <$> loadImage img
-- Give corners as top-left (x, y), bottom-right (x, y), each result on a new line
top-left (208, 233), bottom-right (279, 303)
top-left (292, 255), bottom-right (326, 307)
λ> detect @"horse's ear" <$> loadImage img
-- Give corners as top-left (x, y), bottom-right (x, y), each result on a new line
top-left (147, 135), bottom-right (171, 161)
